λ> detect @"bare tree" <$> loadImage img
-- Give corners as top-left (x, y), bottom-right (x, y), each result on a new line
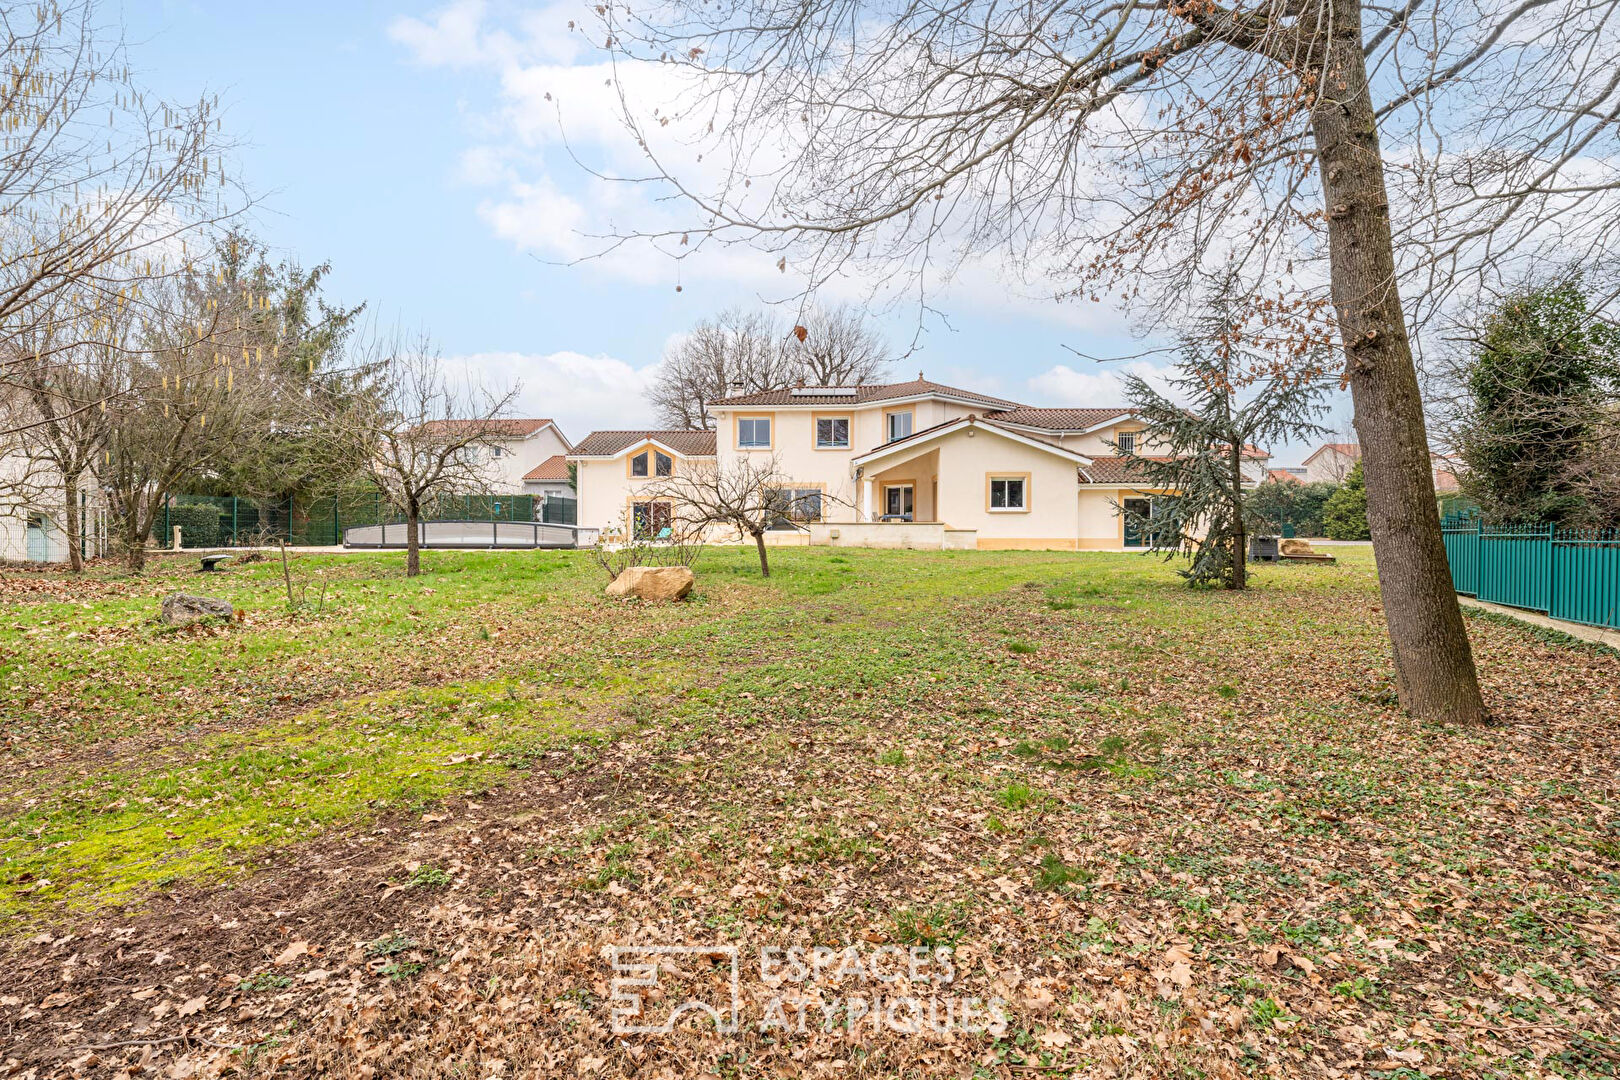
top-left (98, 263), bottom-right (288, 571)
top-left (0, 1), bottom-right (238, 436)
top-left (650, 308), bottom-right (795, 429)
top-left (644, 455), bottom-right (823, 576)
top-left (576, 0), bottom-right (1620, 722)
top-left (784, 303), bottom-right (889, 386)
top-left (340, 332), bottom-right (518, 577)
top-left (12, 322), bottom-right (118, 571)
top-left (650, 304), bottom-right (889, 428)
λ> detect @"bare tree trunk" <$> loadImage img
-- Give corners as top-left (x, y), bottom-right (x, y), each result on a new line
top-left (1310, 13), bottom-right (1485, 724)
top-left (121, 514), bottom-right (147, 573)
top-left (752, 529), bottom-right (770, 577)
top-left (406, 504), bottom-right (422, 578)
top-left (62, 471), bottom-right (84, 573)
top-left (1229, 446), bottom-right (1247, 592)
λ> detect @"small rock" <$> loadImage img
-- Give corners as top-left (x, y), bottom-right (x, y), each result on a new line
top-left (604, 565), bottom-right (695, 602)
top-left (160, 592), bottom-right (235, 626)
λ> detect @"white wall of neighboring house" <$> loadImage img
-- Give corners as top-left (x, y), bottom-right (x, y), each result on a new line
top-left (0, 449), bottom-right (107, 563)
top-left (1304, 444), bottom-right (1360, 483)
top-left (476, 423), bottom-right (572, 491)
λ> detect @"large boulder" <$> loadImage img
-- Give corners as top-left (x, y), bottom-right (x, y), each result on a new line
top-left (605, 565), bottom-right (695, 602)
top-left (160, 592), bottom-right (236, 626)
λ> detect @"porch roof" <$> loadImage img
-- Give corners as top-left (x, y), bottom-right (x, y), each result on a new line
top-left (850, 414), bottom-right (1094, 469)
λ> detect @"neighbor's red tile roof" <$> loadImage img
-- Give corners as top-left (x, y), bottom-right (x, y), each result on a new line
top-left (570, 430), bottom-right (718, 457)
top-left (983, 406), bottom-right (1131, 430)
top-left (416, 418), bottom-right (556, 438)
top-left (522, 454), bottom-right (570, 481)
top-left (710, 378), bottom-right (1019, 410)
top-left (1268, 468), bottom-right (1303, 484)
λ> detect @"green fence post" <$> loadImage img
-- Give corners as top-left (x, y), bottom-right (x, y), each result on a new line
top-left (1547, 521), bottom-right (1557, 615)
top-left (231, 496), bottom-right (239, 545)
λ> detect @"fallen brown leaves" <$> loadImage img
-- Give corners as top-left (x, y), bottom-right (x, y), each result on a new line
top-left (2, 552), bottom-right (1618, 1079)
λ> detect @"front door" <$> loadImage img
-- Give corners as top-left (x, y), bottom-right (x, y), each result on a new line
top-left (25, 514), bottom-right (49, 562)
top-left (1122, 498), bottom-right (1152, 548)
top-left (883, 484), bottom-right (914, 520)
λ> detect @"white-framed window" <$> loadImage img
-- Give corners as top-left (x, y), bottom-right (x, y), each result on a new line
top-left (886, 410), bottom-right (913, 442)
top-left (816, 417), bottom-right (850, 448)
top-left (737, 417), bottom-right (772, 448)
top-left (989, 476), bottom-right (1027, 510)
top-left (491, 445), bottom-right (503, 458)
top-left (883, 484), bottom-right (914, 518)
top-left (1116, 431), bottom-right (1137, 454)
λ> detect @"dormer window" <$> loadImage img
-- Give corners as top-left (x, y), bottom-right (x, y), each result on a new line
top-left (1117, 431), bottom-right (1137, 454)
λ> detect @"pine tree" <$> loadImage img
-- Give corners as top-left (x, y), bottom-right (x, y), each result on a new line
top-left (1323, 463), bottom-right (1372, 541)
top-left (1120, 292), bottom-right (1329, 589)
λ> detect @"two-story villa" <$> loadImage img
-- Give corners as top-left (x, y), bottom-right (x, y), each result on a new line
top-left (569, 377), bottom-right (1268, 550)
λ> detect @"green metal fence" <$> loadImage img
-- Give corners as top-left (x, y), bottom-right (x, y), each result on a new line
top-left (1441, 518), bottom-right (1620, 631)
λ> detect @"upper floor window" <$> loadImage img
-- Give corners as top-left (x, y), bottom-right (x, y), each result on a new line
top-left (491, 445), bottom-right (503, 459)
top-left (655, 451), bottom-right (673, 476)
top-left (886, 410), bottom-right (913, 442)
top-left (737, 416), bottom-right (772, 448)
top-left (816, 417), bottom-right (850, 448)
top-left (1116, 431), bottom-right (1137, 454)
top-left (631, 451), bottom-right (649, 476)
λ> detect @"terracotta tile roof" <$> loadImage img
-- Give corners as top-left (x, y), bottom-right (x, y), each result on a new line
top-left (522, 454), bottom-right (570, 481)
top-left (853, 414), bottom-right (1086, 461)
top-left (1078, 456), bottom-right (1178, 484)
top-left (570, 429), bottom-right (718, 457)
top-left (710, 378), bottom-right (1019, 410)
top-left (982, 407), bottom-right (1131, 430)
top-left (1268, 468), bottom-right (1303, 484)
top-left (417, 418), bottom-right (555, 438)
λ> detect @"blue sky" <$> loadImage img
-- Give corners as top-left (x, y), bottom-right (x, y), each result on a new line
top-left (120, 0), bottom-right (1346, 461)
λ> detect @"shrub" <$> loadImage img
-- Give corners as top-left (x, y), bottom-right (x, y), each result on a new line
top-left (1322, 462), bottom-right (1371, 540)
top-left (154, 502), bottom-right (223, 548)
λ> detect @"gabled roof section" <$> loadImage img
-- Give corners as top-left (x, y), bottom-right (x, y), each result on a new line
top-left (1078, 455), bottom-right (1176, 484)
top-left (852, 414), bottom-right (1093, 467)
top-left (1303, 442), bottom-right (1360, 464)
top-left (569, 429), bottom-right (718, 458)
top-left (522, 454), bottom-right (570, 482)
top-left (418, 418), bottom-right (557, 438)
top-left (709, 377), bottom-right (1019, 410)
top-left (981, 407), bottom-right (1134, 432)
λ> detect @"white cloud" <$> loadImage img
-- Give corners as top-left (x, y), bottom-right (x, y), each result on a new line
top-left (388, 0), bottom-right (493, 67)
top-left (1026, 361), bottom-right (1178, 407)
top-left (453, 348), bottom-right (661, 438)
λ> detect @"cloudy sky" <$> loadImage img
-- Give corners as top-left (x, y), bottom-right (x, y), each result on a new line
top-left (124, 0), bottom-right (1349, 462)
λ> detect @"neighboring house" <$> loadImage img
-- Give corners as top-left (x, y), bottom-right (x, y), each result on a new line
top-left (1431, 453), bottom-right (1462, 494)
top-left (1268, 468), bottom-right (1306, 484)
top-left (0, 447), bottom-right (107, 564)
top-left (521, 454), bottom-right (573, 500)
top-left (1302, 442), bottom-right (1361, 483)
top-left (418, 418), bottom-right (572, 492)
top-left (569, 377), bottom-right (1271, 550)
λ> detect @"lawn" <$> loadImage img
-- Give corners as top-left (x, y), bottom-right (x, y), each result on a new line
top-left (1, 545), bottom-right (1616, 1078)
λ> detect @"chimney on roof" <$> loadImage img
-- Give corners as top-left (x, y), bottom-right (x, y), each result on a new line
top-left (727, 379), bottom-right (744, 394)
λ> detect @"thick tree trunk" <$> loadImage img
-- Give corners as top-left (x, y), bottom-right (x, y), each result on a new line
top-left (406, 507), bottom-right (422, 577)
top-left (1308, 12), bottom-right (1485, 724)
top-left (121, 512), bottom-right (147, 573)
top-left (752, 529), bottom-right (770, 577)
top-left (63, 471), bottom-right (84, 573)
